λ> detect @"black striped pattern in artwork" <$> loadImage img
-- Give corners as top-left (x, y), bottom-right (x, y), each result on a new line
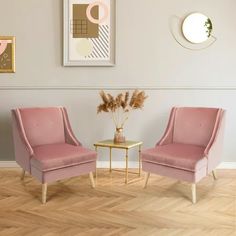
top-left (88, 25), bottom-right (110, 59)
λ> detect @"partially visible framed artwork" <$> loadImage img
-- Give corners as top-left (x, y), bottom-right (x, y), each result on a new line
top-left (63, 0), bottom-right (115, 66)
top-left (0, 36), bottom-right (15, 73)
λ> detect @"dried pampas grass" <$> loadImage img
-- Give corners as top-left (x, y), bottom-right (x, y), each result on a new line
top-left (97, 90), bottom-right (148, 128)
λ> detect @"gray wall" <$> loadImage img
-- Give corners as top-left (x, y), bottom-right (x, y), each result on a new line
top-left (0, 0), bottom-right (235, 162)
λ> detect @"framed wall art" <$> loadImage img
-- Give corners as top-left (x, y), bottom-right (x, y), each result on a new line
top-left (63, 0), bottom-right (115, 66)
top-left (0, 36), bottom-right (15, 73)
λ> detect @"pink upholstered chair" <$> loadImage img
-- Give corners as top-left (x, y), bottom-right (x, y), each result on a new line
top-left (142, 107), bottom-right (225, 203)
top-left (12, 107), bottom-right (97, 204)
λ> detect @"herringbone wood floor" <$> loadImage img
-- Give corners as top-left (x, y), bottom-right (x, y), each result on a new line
top-left (0, 168), bottom-right (235, 236)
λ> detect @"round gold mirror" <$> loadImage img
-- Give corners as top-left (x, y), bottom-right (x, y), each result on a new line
top-left (182, 13), bottom-right (213, 44)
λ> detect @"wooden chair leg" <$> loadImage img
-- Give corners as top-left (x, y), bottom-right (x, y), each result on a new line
top-left (191, 184), bottom-right (196, 204)
top-left (143, 172), bottom-right (150, 189)
top-left (42, 183), bottom-right (47, 204)
top-left (212, 170), bottom-right (217, 180)
top-left (89, 172), bottom-right (95, 188)
top-left (21, 169), bottom-right (25, 180)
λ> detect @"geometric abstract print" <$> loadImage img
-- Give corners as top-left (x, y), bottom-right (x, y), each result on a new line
top-left (0, 39), bottom-right (13, 70)
top-left (69, 0), bottom-right (110, 61)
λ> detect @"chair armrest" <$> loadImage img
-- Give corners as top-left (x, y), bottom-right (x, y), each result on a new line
top-left (12, 110), bottom-right (34, 173)
top-left (156, 107), bottom-right (176, 146)
top-left (61, 107), bottom-right (81, 146)
top-left (204, 110), bottom-right (226, 173)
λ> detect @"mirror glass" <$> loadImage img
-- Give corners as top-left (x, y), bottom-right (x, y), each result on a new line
top-left (182, 13), bottom-right (213, 44)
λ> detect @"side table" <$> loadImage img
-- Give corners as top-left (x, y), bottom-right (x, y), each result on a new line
top-left (94, 140), bottom-right (143, 184)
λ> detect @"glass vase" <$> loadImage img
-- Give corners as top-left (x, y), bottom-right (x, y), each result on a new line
top-left (114, 127), bottom-right (125, 143)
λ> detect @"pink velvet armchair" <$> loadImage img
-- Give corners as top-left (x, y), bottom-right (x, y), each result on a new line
top-left (12, 107), bottom-right (97, 204)
top-left (141, 107), bottom-right (225, 203)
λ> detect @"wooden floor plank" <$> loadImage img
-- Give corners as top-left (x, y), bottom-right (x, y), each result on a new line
top-left (0, 168), bottom-right (235, 236)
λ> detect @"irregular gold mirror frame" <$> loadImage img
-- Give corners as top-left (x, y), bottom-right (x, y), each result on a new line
top-left (182, 13), bottom-right (213, 44)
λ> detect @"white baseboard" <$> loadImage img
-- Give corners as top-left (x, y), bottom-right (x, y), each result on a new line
top-left (96, 161), bottom-right (139, 168)
top-left (0, 161), bottom-right (140, 168)
top-left (0, 161), bottom-right (236, 169)
top-left (0, 161), bottom-right (19, 168)
top-left (217, 162), bottom-right (236, 169)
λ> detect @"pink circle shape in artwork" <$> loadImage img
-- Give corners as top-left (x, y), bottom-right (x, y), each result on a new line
top-left (0, 40), bottom-right (8, 56)
top-left (86, 1), bottom-right (109, 24)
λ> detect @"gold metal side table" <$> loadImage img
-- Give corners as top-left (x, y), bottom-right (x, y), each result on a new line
top-left (94, 140), bottom-right (142, 184)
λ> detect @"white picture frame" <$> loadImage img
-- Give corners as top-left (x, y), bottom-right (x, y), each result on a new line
top-left (63, 0), bottom-right (116, 66)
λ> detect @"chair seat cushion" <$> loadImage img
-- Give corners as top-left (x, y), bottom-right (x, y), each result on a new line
top-left (141, 143), bottom-right (207, 172)
top-left (31, 143), bottom-right (97, 172)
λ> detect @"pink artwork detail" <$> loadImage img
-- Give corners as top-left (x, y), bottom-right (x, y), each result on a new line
top-left (86, 1), bottom-right (109, 24)
top-left (0, 40), bottom-right (8, 56)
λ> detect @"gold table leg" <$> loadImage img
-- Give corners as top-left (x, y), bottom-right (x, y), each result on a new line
top-left (109, 147), bottom-right (112, 173)
top-left (125, 149), bottom-right (128, 184)
top-left (95, 146), bottom-right (98, 179)
top-left (138, 144), bottom-right (141, 176)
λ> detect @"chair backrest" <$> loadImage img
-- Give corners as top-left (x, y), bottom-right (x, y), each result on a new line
top-left (14, 107), bottom-right (65, 147)
top-left (173, 107), bottom-right (221, 147)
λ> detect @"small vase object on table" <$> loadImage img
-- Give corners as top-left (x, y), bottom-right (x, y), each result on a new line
top-left (97, 89), bottom-right (148, 143)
